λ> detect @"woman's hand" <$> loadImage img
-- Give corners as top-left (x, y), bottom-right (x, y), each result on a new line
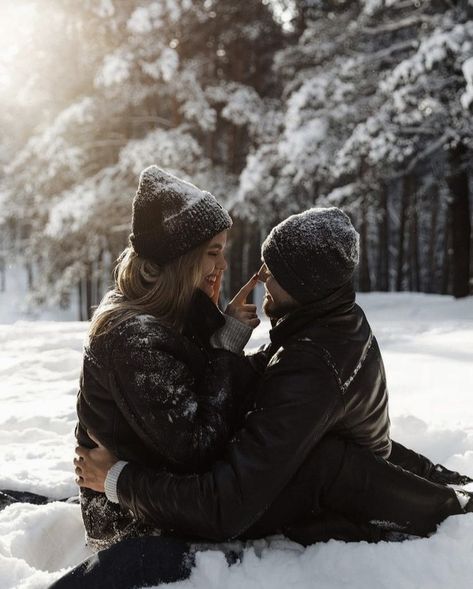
top-left (74, 433), bottom-right (118, 493)
top-left (225, 275), bottom-right (260, 328)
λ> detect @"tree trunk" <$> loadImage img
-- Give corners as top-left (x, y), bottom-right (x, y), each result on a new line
top-left (227, 219), bottom-right (243, 303)
top-left (426, 185), bottom-right (439, 293)
top-left (0, 258), bottom-right (5, 292)
top-left (78, 280), bottom-right (85, 322)
top-left (229, 125), bottom-right (241, 174)
top-left (445, 145), bottom-right (471, 298)
top-left (408, 188), bottom-right (421, 292)
top-left (377, 185), bottom-right (389, 291)
top-left (26, 262), bottom-right (34, 290)
top-left (441, 208), bottom-right (451, 295)
top-left (171, 96), bottom-right (181, 127)
top-left (396, 174), bottom-right (412, 291)
top-left (358, 198), bottom-right (371, 292)
top-left (86, 263), bottom-right (93, 320)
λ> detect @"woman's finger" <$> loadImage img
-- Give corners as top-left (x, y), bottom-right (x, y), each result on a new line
top-left (75, 446), bottom-right (89, 458)
top-left (235, 315), bottom-right (259, 328)
top-left (240, 310), bottom-right (259, 320)
top-left (230, 275), bottom-right (258, 305)
top-left (75, 466), bottom-right (83, 475)
top-left (242, 304), bottom-right (257, 313)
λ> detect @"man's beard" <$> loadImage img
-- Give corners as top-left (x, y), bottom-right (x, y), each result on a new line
top-left (263, 296), bottom-right (298, 320)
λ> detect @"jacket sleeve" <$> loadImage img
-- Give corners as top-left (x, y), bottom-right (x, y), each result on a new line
top-left (109, 331), bottom-right (249, 470)
top-left (116, 343), bottom-right (343, 541)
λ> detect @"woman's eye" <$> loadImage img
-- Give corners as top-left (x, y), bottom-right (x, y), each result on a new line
top-left (208, 252), bottom-right (218, 257)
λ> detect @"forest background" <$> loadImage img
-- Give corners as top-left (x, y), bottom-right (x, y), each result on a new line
top-left (0, 0), bottom-right (472, 321)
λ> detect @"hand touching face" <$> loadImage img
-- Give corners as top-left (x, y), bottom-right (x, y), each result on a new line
top-left (225, 274), bottom-right (260, 328)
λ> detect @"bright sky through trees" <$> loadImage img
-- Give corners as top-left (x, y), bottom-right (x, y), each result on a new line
top-left (0, 0), bottom-right (471, 313)
top-left (0, 2), bottom-right (36, 83)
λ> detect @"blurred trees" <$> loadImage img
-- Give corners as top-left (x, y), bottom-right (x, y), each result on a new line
top-left (0, 0), bottom-right (472, 319)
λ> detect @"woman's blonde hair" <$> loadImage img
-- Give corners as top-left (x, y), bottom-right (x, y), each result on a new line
top-left (89, 242), bottom-right (208, 338)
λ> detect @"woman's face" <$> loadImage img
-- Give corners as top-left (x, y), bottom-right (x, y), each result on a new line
top-left (198, 230), bottom-right (228, 298)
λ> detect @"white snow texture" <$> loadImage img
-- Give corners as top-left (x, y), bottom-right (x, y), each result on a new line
top-left (0, 293), bottom-right (472, 588)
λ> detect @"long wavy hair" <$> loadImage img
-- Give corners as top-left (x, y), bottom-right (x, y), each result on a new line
top-left (89, 243), bottom-right (208, 338)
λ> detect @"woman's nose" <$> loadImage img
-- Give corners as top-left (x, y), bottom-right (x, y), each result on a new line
top-left (217, 254), bottom-right (227, 272)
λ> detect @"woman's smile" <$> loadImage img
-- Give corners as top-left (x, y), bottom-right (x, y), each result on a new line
top-left (205, 274), bottom-right (217, 289)
top-left (200, 272), bottom-right (220, 297)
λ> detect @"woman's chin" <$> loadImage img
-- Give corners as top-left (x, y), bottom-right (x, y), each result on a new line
top-left (199, 285), bottom-right (214, 298)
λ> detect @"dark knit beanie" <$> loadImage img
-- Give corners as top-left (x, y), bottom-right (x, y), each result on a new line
top-left (129, 166), bottom-right (232, 265)
top-left (261, 207), bottom-right (360, 303)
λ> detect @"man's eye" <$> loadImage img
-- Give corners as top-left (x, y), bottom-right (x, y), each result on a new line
top-left (208, 252), bottom-right (218, 257)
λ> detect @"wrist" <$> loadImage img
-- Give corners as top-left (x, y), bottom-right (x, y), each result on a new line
top-left (210, 314), bottom-right (253, 354)
top-left (104, 460), bottom-right (129, 504)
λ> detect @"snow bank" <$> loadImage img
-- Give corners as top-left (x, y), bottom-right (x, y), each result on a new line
top-left (0, 293), bottom-right (472, 588)
top-left (170, 515), bottom-right (473, 589)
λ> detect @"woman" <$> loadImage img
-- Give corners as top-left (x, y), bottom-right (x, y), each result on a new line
top-left (75, 165), bottom-right (260, 550)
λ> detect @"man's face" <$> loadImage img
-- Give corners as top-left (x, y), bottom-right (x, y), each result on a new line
top-left (258, 263), bottom-right (298, 319)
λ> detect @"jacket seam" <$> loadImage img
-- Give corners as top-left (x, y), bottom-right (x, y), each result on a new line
top-left (296, 333), bottom-right (374, 396)
top-left (296, 338), bottom-right (343, 394)
top-left (340, 332), bottom-right (374, 394)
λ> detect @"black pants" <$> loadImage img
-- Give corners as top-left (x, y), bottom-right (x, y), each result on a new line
top-left (44, 436), bottom-right (467, 588)
top-left (48, 536), bottom-right (194, 589)
top-left (245, 436), bottom-right (462, 541)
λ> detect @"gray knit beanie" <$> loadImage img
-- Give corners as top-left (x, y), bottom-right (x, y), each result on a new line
top-left (130, 166), bottom-right (232, 265)
top-left (261, 207), bottom-right (360, 303)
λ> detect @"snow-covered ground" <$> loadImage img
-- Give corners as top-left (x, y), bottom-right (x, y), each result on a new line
top-left (0, 293), bottom-right (472, 588)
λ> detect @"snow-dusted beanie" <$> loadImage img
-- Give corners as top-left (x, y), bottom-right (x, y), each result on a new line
top-left (261, 207), bottom-right (360, 303)
top-left (130, 166), bottom-right (232, 265)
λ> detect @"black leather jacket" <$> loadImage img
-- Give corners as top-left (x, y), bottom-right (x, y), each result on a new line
top-left (116, 286), bottom-right (392, 541)
top-left (76, 290), bottom-right (254, 549)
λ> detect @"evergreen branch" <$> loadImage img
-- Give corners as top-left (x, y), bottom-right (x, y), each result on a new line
top-left (362, 15), bottom-right (432, 35)
top-left (389, 131), bottom-right (452, 179)
top-left (351, 40), bottom-right (419, 63)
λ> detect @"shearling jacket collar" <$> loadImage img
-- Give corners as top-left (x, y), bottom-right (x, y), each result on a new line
top-left (182, 289), bottom-right (226, 349)
top-left (269, 281), bottom-right (356, 349)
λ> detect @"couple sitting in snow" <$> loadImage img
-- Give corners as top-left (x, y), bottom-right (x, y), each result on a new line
top-left (50, 166), bottom-right (472, 588)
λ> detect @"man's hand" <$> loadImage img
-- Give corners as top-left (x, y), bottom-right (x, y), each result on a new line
top-left (74, 432), bottom-right (118, 493)
top-left (226, 274), bottom-right (260, 328)
top-left (429, 464), bottom-right (473, 486)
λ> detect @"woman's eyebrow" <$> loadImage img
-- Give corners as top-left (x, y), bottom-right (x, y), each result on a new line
top-left (208, 244), bottom-right (223, 250)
